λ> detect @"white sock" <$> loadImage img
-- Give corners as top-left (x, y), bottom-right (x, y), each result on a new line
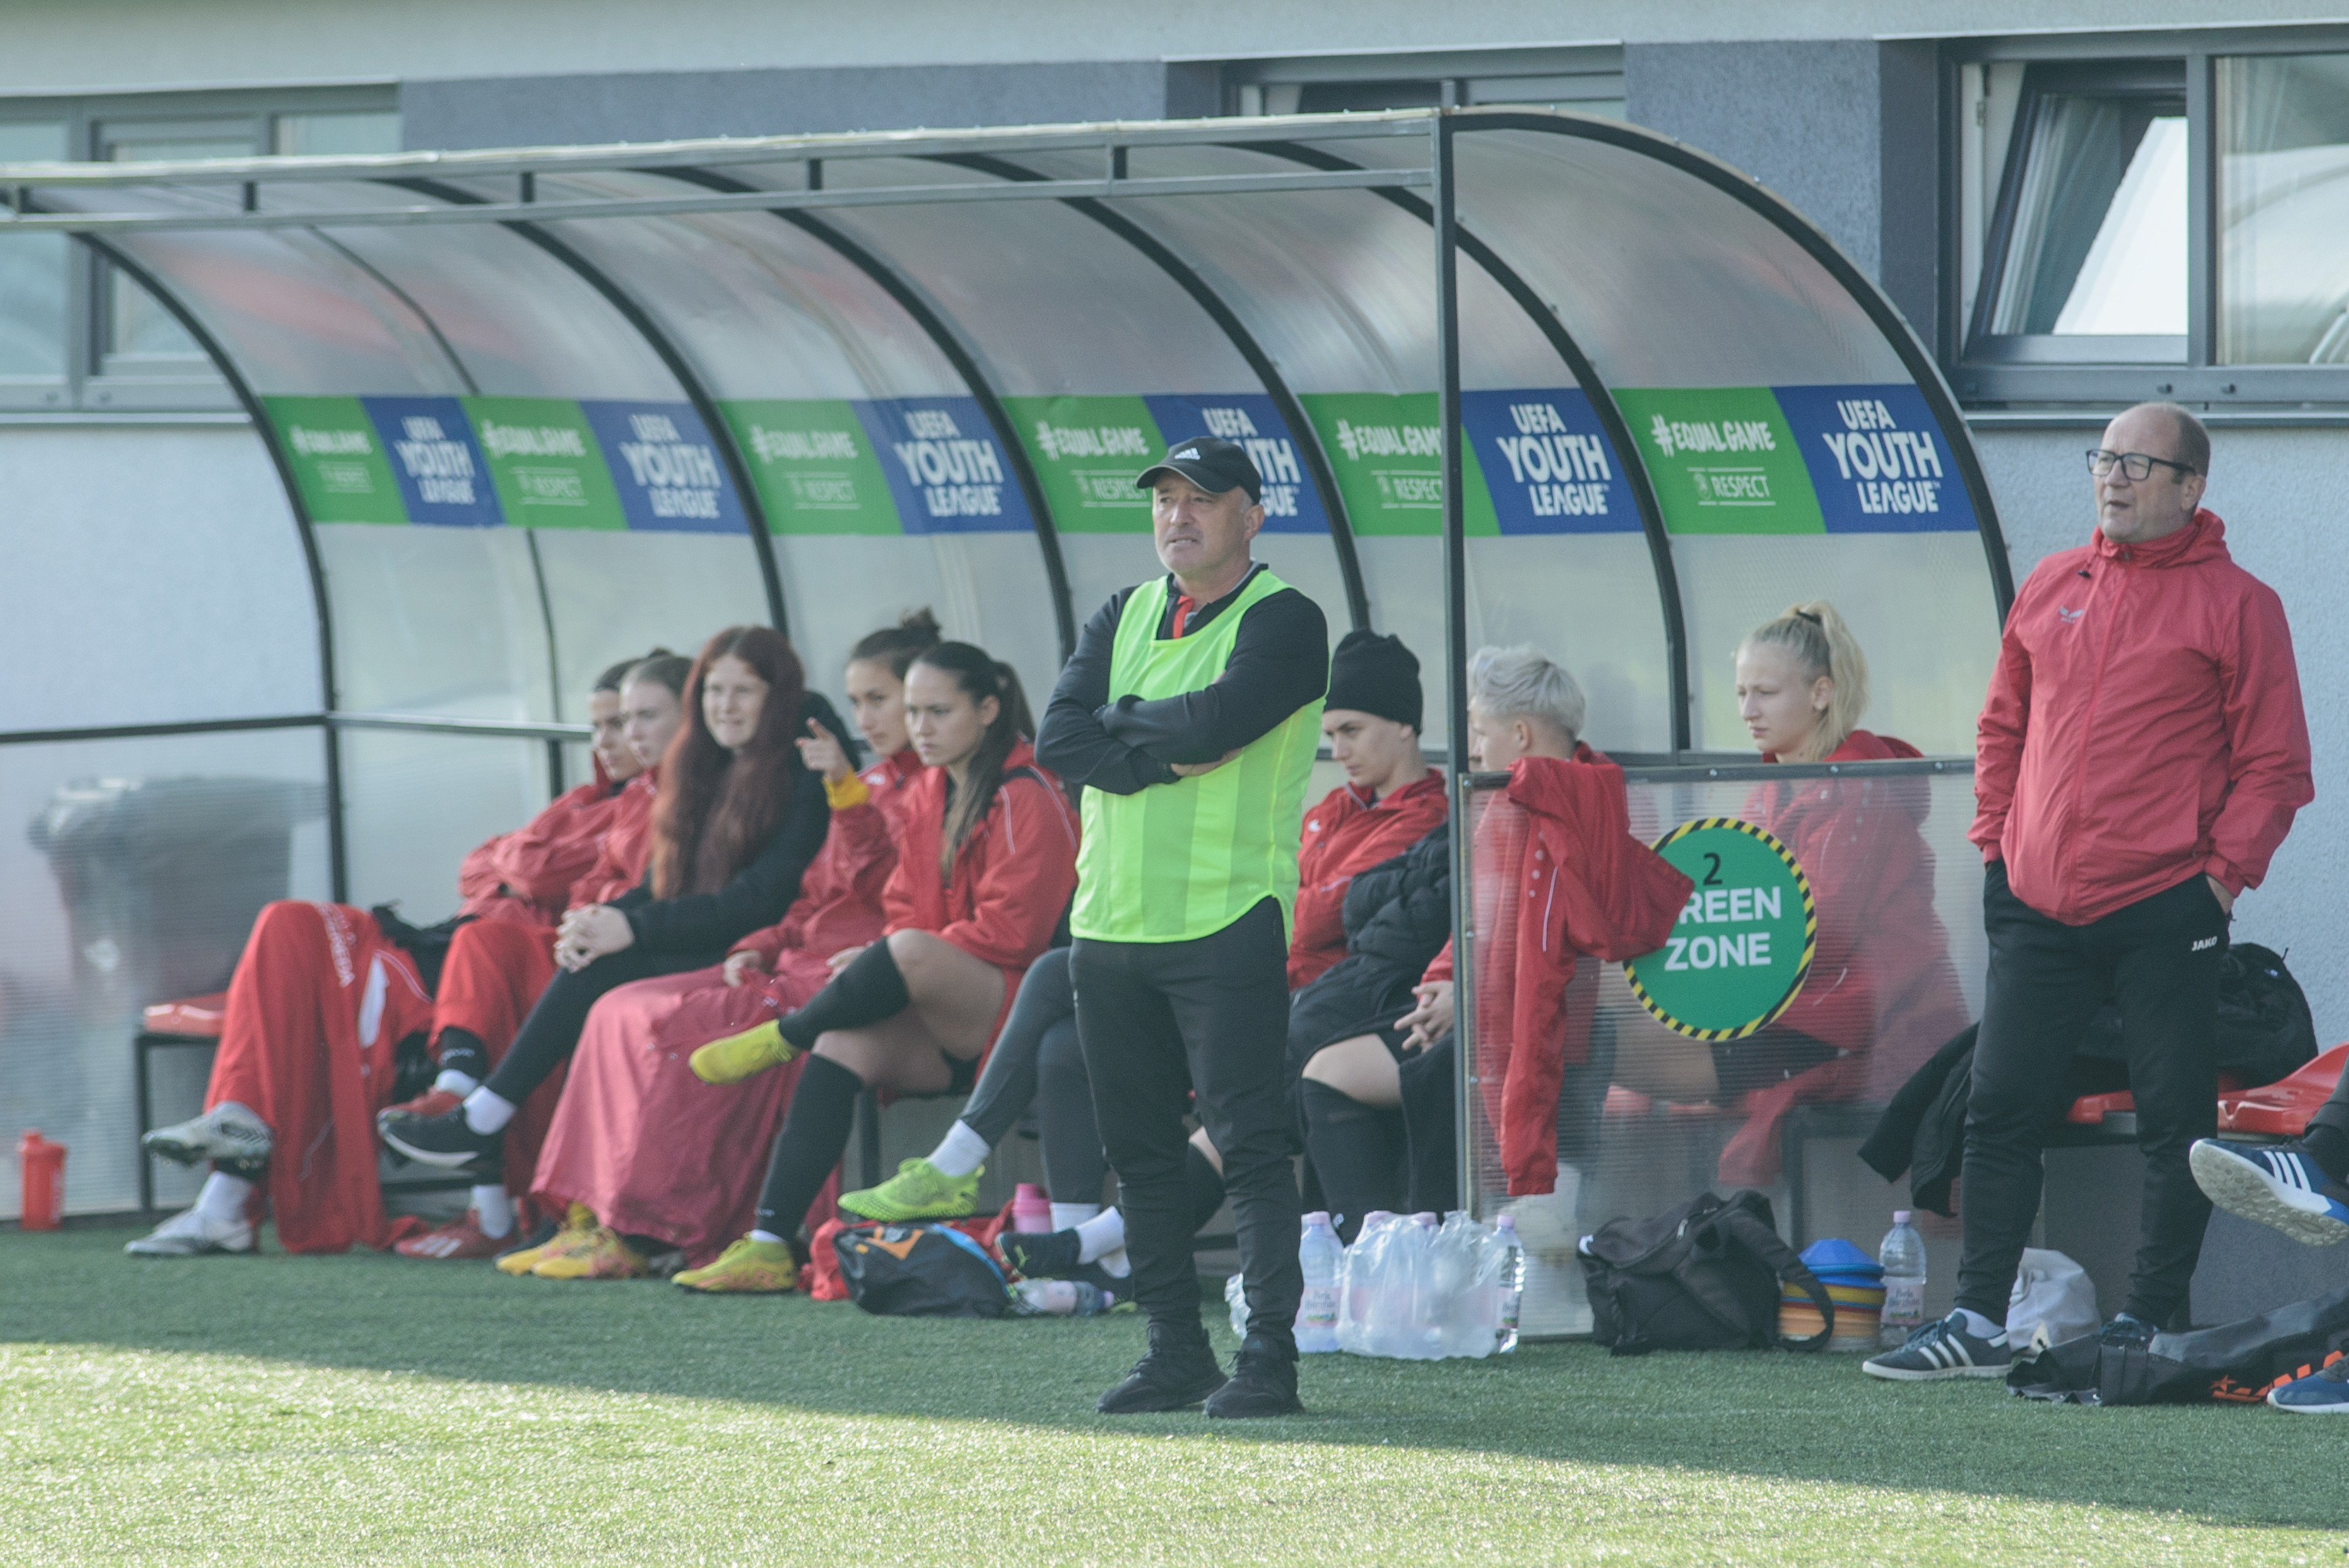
top-left (926, 1120), bottom-right (989, 1179)
top-left (1050, 1201), bottom-right (1100, 1232)
top-left (1095, 1246), bottom-right (1131, 1278)
top-left (462, 1087), bottom-right (517, 1136)
top-left (749, 1228), bottom-right (787, 1245)
top-left (432, 1068), bottom-right (481, 1097)
top-left (195, 1171), bottom-right (252, 1225)
top-left (471, 1184), bottom-right (514, 1239)
top-left (1074, 1208), bottom-right (1126, 1264)
top-left (1956, 1308), bottom-right (2003, 1340)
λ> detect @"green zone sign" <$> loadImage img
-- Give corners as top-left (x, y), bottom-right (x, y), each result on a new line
top-left (1623, 818), bottom-right (1815, 1040)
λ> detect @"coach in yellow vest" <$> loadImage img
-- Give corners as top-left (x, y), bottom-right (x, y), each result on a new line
top-left (1037, 436), bottom-right (1328, 1418)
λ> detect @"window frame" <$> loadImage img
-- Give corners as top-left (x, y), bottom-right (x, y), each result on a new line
top-left (1943, 23), bottom-right (2349, 407)
top-left (0, 83), bottom-right (397, 414)
top-left (1208, 44), bottom-right (1626, 121)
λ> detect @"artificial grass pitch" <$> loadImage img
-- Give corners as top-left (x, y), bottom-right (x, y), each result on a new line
top-left (1, 1225), bottom-right (2342, 1565)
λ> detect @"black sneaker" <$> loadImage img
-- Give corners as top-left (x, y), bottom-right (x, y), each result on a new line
top-left (2099, 1311), bottom-right (2160, 1347)
top-left (1096, 1320), bottom-right (1227, 1414)
top-left (1205, 1333), bottom-right (1303, 1419)
top-left (1000, 1227), bottom-right (1083, 1279)
top-left (1861, 1311), bottom-right (2011, 1381)
top-left (494, 1213), bottom-right (561, 1266)
top-left (378, 1105), bottom-right (501, 1169)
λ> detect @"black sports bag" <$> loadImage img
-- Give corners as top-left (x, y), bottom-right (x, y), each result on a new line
top-left (1577, 1189), bottom-right (1834, 1356)
top-left (832, 1222), bottom-right (1011, 1318)
top-left (2008, 1282), bottom-right (2349, 1405)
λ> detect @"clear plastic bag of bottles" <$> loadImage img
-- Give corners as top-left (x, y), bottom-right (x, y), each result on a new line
top-left (1335, 1210), bottom-right (1521, 1360)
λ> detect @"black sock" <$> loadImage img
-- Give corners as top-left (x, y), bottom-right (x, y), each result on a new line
top-left (755, 1054), bottom-right (866, 1237)
top-left (1302, 1079), bottom-right (1407, 1244)
top-left (2304, 1121), bottom-right (2349, 1183)
top-left (435, 1027), bottom-right (490, 1083)
top-left (778, 942), bottom-right (910, 1051)
top-left (1184, 1143), bottom-right (1228, 1233)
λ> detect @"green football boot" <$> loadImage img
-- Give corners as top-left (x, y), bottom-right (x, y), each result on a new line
top-left (837, 1157), bottom-right (983, 1222)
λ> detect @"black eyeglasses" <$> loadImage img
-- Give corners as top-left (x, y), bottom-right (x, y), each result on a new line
top-left (2086, 449), bottom-right (2197, 481)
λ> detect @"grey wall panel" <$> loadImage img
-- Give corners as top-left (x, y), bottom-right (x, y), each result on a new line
top-left (0, 423), bottom-right (320, 729)
top-left (1973, 423), bottom-right (2349, 1049)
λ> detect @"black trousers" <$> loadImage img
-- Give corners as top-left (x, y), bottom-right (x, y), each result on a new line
top-left (483, 943), bottom-right (726, 1104)
top-left (1076, 897), bottom-right (1300, 1345)
top-left (957, 947), bottom-right (1108, 1204)
top-left (1955, 862), bottom-right (2227, 1324)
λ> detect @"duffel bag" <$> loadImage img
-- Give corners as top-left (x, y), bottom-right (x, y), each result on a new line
top-left (2009, 1282), bottom-right (2349, 1405)
top-left (1577, 1189), bottom-right (1832, 1356)
top-left (832, 1221), bottom-right (1011, 1318)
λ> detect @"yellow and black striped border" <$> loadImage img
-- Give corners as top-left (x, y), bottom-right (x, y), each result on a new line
top-left (1623, 816), bottom-right (1818, 1042)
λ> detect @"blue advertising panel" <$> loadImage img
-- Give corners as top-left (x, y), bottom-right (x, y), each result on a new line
top-left (1459, 389), bottom-right (1639, 535)
top-left (360, 396), bottom-right (502, 527)
top-left (1141, 394), bottom-right (1331, 535)
top-left (851, 397), bottom-right (1037, 535)
top-left (1769, 384), bottom-right (1977, 534)
top-left (577, 400), bottom-right (750, 534)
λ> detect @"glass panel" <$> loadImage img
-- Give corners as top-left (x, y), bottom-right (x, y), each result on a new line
top-left (2218, 52), bottom-right (2349, 364)
top-left (314, 524), bottom-right (555, 718)
top-left (1459, 766), bottom-right (1982, 1333)
top-left (273, 111), bottom-right (401, 157)
top-left (1984, 94), bottom-right (2188, 340)
top-left (337, 729), bottom-right (548, 920)
top-left (531, 530), bottom-right (770, 714)
top-left (0, 729), bottom-right (330, 1217)
top-left (103, 129), bottom-right (259, 363)
top-left (0, 122), bottom-right (68, 382)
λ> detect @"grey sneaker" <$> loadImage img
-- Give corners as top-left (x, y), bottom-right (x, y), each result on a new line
top-left (126, 1206), bottom-right (254, 1257)
top-left (1862, 1311), bottom-right (2011, 1381)
top-left (142, 1101), bottom-right (272, 1167)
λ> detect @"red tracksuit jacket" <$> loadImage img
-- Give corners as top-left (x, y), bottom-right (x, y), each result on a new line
top-left (731, 746), bottom-right (926, 969)
top-left (457, 756), bottom-right (632, 926)
top-left (881, 740), bottom-right (1079, 977)
top-left (1288, 770), bottom-right (1450, 989)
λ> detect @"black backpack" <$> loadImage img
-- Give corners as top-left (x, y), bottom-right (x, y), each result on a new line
top-left (832, 1222), bottom-right (1010, 1318)
top-left (1578, 1190), bottom-right (1834, 1356)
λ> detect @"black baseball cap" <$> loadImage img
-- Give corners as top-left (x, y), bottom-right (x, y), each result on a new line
top-left (1136, 435), bottom-right (1262, 504)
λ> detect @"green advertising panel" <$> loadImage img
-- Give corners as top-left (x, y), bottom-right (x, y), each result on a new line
top-left (1295, 392), bottom-right (1498, 537)
top-left (462, 396), bottom-right (626, 531)
top-left (719, 399), bottom-right (902, 536)
top-left (261, 395), bottom-right (406, 525)
top-left (1611, 388), bottom-right (1824, 536)
top-left (1003, 395), bottom-right (1161, 534)
top-left (1623, 818), bottom-right (1815, 1039)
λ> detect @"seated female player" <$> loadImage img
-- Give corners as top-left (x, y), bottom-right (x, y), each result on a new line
top-left (500, 612), bottom-right (941, 1279)
top-left (673, 641), bottom-right (1079, 1294)
top-left (833, 632), bottom-right (1449, 1285)
top-left (1706, 600), bottom-right (1968, 1186)
top-left (379, 626), bottom-right (844, 1174)
top-left (1297, 644), bottom-right (1688, 1233)
top-left (127, 652), bottom-right (674, 1257)
top-left (383, 650), bottom-right (691, 1260)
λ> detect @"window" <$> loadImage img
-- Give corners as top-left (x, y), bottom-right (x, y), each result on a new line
top-left (0, 93), bottom-right (397, 412)
top-left (1224, 47), bottom-right (1625, 122)
top-left (1954, 34), bottom-right (2349, 403)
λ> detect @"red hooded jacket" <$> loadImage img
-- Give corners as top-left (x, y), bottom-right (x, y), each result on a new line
top-left (1428, 745), bottom-right (1692, 1196)
top-left (883, 741), bottom-right (1079, 975)
top-left (1973, 509), bottom-right (2311, 925)
top-left (733, 747), bottom-right (925, 968)
top-left (457, 757), bottom-right (633, 927)
top-left (1288, 770), bottom-right (1450, 989)
top-left (567, 770), bottom-right (658, 908)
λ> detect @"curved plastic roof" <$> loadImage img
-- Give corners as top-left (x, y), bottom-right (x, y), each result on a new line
top-left (1, 107), bottom-right (2010, 783)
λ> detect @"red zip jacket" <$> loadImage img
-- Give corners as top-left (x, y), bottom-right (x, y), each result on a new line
top-left (1973, 509), bottom-right (2312, 924)
top-left (568, 770), bottom-right (658, 908)
top-left (1288, 770), bottom-right (1450, 989)
top-left (733, 747), bottom-right (925, 968)
top-left (883, 739), bottom-right (1080, 974)
top-left (457, 755), bottom-right (629, 926)
top-left (1427, 745), bottom-right (1692, 1196)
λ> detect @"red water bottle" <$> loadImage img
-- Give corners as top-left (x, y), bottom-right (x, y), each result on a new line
top-left (18, 1131), bottom-right (65, 1230)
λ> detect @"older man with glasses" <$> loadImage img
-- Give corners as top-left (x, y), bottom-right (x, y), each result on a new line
top-left (1865, 401), bottom-right (2312, 1383)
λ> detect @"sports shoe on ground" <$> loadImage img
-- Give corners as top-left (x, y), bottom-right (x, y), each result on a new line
top-left (688, 1020), bottom-right (797, 1085)
top-left (1861, 1311), bottom-right (2012, 1381)
top-left (999, 1227), bottom-right (1083, 1280)
top-left (2189, 1138), bottom-right (2349, 1246)
top-left (141, 1101), bottom-right (272, 1168)
top-left (394, 1208), bottom-right (508, 1261)
top-left (124, 1206), bottom-right (254, 1258)
top-left (531, 1225), bottom-right (647, 1280)
top-left (1095, 1321), bottom-right (1228, 1414)
top-left (377, 1105), bottom-right (502, 1170)
top-left (840, 1157), bottom-right (982, 1222)
top-left (1206, 1333), bottom-right (1304, 1419)
top-left (673, 1235), bottom-right (798, 1294)
top-left (2098, 1311), bottom-right (2160, 1347)
top-left (2269, 1357), bottom-right (2349, 1413)
top-left (499, 1203), bottom-right (594, 1276)
top-left (375, 1087), bottom-right (461, 1138)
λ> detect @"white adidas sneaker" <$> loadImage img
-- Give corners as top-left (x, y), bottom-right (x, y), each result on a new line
top-left (125, 1206), bottom-right (254, 1257)
top-left (141, 1100), bottom-right (272, 1167)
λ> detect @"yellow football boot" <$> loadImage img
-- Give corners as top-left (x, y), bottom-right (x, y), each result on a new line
top-left (498, 1202), bottom-right (596, 1276)
top-left (672, 1235), bottom-right (798, 1294)
top-left (689, 1019), bottom-right (798, 1085)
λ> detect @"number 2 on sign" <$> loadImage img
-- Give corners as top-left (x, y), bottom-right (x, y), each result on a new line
top-left (1702, 852), bottom-right (1722, 887)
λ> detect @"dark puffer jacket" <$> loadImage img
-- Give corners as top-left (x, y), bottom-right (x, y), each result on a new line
top-left (1285, 819), bottom-right (1452, 1078)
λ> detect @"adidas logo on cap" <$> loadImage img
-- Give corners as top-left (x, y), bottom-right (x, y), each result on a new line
top-left (1175, 447), bottom-right (1199, 459)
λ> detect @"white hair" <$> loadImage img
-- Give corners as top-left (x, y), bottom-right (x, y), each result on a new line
top-left (1468, 644), bottom-right (1585, 743)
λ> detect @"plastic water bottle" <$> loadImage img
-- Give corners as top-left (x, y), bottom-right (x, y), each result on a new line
top-left (1225, 1271), bottom-right (1249, 1337)
top-left (1295, 1212), bottom-right (1343, 1352)
top-left (1011, 1182), bottom-right (1051, 1236)
top-left (1493, 1215), bottom-right (1524, 1354)
top-left (1013, 1278), bottom-right (1114, 1316)
top-left (1878, 1210), bottom-right (1927, 1348)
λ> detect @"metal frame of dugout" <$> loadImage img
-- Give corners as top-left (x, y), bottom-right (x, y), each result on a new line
top-left (1, 110), bottom-right (2015, 1242)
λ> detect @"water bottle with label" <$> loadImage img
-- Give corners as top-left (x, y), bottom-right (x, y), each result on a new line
top-left (1878, 1210), bottom-right (1927, 1347)
top-left (1493, 1215), bottom-right (1525, 1354)
top-left (1295, 1211), bottom-right (1343, 1352)
top-left (1013, 1278), bottom-right (1114, 1316)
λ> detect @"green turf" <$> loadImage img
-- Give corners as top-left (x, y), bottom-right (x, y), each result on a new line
top-left (1, 1225), bottom-right (2341, 1564)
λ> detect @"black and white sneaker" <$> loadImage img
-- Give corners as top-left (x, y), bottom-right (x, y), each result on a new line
top-left (1862, 1311), bottom-right (2011, 1381)
top-left (377, 1104), bottom-right (500, 1169)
